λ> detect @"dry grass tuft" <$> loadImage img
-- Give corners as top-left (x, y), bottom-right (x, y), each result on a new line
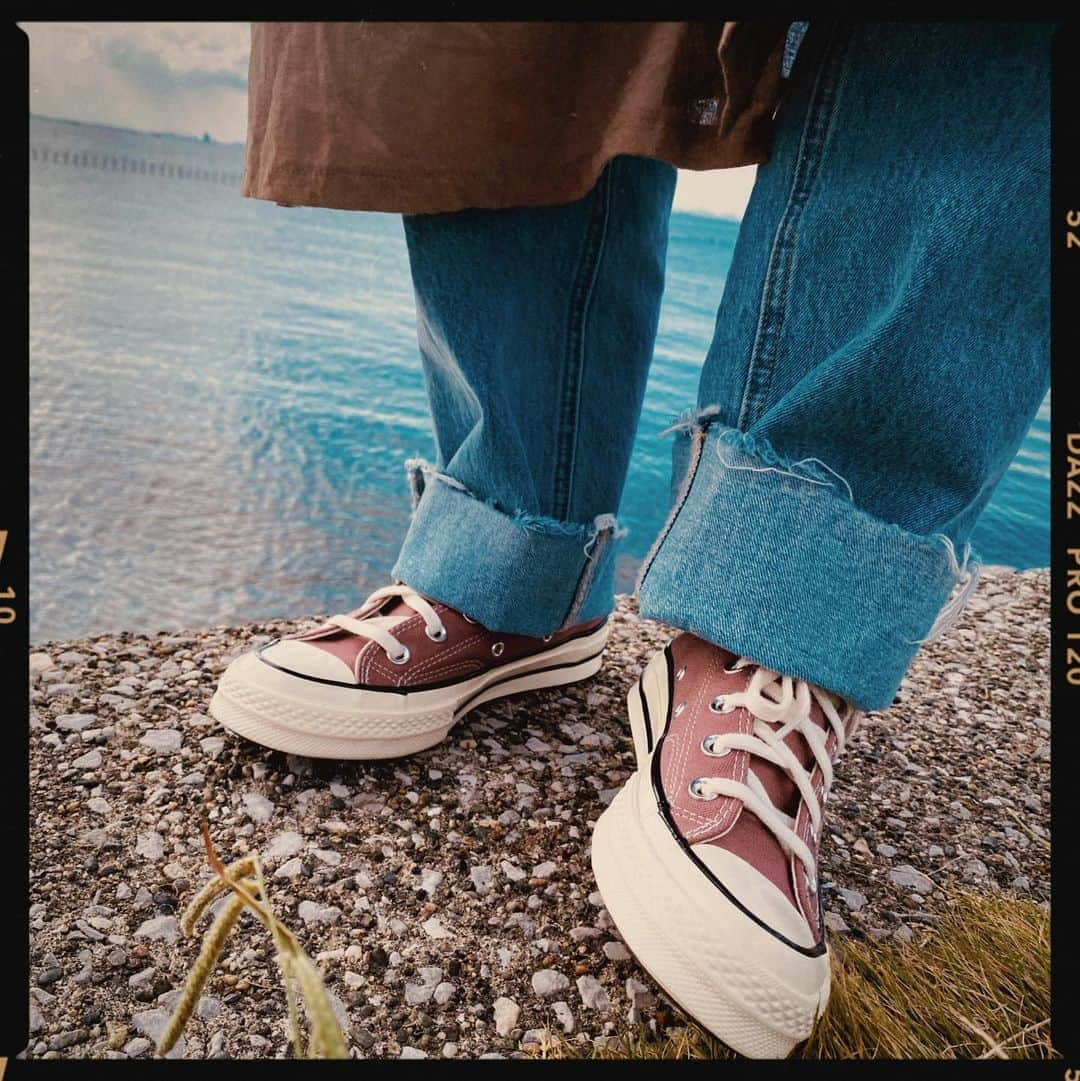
top-left (155, 824), bottom-right (348, 1059)
top-left (536, 892), bottom-right (1054, 1060)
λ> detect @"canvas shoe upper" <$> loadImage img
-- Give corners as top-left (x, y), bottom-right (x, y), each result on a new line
top-left (590, 631), bottom-right (861, 1057)
top-left (210, 583), bottom-right (608, 759)
top-left (656, 632), bottom-right (858, 949)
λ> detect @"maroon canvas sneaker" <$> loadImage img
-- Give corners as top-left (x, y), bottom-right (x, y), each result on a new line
top-left (210, 585), bottom-right (608, 759)
top-left (590, 632), bottom-right (860, 1058)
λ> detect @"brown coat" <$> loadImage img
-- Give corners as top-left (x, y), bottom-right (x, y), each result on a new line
top-left (242, 21), bottom-right (790, 214)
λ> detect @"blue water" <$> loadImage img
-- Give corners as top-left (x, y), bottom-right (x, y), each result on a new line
top-left (28, 116), bottom-right (1051, 644)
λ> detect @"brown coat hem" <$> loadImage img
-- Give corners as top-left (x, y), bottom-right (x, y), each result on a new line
top-left (243, 21), bottom-right (786, 215)
top-left (243, 139), bottom-right (773, 216)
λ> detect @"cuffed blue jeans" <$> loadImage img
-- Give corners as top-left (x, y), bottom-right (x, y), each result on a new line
top-left (393, 21), bottom-right (1050, 711)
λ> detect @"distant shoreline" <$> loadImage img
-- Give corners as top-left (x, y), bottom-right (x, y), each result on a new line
top-left (29, 111), bottom-right (246, 150)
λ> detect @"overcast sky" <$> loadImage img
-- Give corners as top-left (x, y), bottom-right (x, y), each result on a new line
top-left (21, 21), bottom-right (756, 219)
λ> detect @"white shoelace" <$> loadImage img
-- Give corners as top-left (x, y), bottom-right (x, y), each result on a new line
top-left (691, 662), bottom-right (857, 889)
top-left (326, 585), bottom-right (446, 664)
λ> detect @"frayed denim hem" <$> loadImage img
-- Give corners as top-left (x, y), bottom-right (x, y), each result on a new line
top-left (404, 458), bottom-right (624, 543)
top-left (637, 412), bottom-right (980, 711)
top-left (394, 458), bottom-right (620, 635)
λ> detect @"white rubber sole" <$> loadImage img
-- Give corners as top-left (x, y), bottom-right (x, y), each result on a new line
top-left (208, 622), bottom-right (609, 759)
top-left (589, 650), bottom-right (830, 1058)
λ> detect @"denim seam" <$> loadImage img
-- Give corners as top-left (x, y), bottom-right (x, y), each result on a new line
top-left (553, 159), bottom-right (614, 520)
top-left (736, 22), bottom-right (852, 430)
top-left (562, 513), bottom-right (620, 628)
top-left (634, 405), bottom-right (720, 594)
top-left (406, 458), bottom-right (427, 509)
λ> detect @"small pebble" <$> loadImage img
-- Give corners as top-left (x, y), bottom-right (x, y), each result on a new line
top-left (298, 901), bottom-right (341, 926)
top-left (888, 865), bottom-right (934, 895)
top-left (241, 792), bottom-right (275, 822)
top-left (576, 974), bottom-right (611, 1011)
top-left (531, 970), bottom-right (570, 998)
top-left (493, 996), bottom-right (521, 1037)
top-left (138, 729), bottom-right (182, 755)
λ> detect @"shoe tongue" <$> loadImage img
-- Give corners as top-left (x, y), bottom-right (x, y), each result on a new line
top-left (751, 729), bottom-right (813, 820)
top-left (740, 686), bottom-right (829, 821)
top-left (361, 613), bottom-right (411, 632)
top-left (358, 594), bottom-right (414, 631)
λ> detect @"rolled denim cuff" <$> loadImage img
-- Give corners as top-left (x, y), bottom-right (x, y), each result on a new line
top-left (637, 422), bottom-right (975, 711)
top-left (392, 459), bottom-right (619, 636)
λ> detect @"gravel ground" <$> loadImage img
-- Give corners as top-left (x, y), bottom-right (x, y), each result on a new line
top-left (25, 566), bottom-right (1049, 1059)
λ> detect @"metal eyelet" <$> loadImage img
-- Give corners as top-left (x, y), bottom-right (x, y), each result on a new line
top-left (675, 666), bottom-right (686, 681)
top-left (709, 696), bottom-right (732, 713)
top-left (491, 641), bottom-right (504, 657)
top-left (701, 735), bottom-right (731, 757)
top-left (723, 659), bottom-right (743, 674)
top-left (389, 646), bottom-right (411, 665)
top-left (425, 625), bottom-right (448, 642)
top-left (462, 614), bottom-right (480, 624)
top-left (673, 702), bottom-right (685, 717)
top-left (688, 778), bottom-right (718, 801)
top-left (542, 634), bottom-right (554, 643)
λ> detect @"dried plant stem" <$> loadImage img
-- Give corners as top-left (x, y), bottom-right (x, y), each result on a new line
top-left (199, 830), bottom-right (347, 1058)
top-left (180, 855), bottom-right (258, 935)
top-left (157, 888), bottom-right (251, 1055)
top-left (253, 852), bottom-right (303, 1058)
top-left (156, 824), bottom-right (348, 1060)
